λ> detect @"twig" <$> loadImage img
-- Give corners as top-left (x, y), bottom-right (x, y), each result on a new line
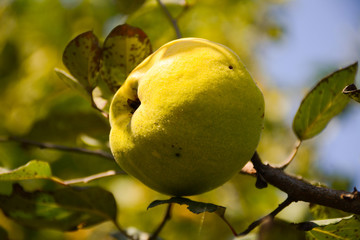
top-left (237, 196), bottom-right (294, 236)
top-left (91, 96), bottom-right (109, 118)
top-left (176, 0), bottom-right (190, 20)
top-left (278, 140), bottom-right (302, 170)
top-left (63, 170), bottom-right (122, 185)
top-left (217, 213), bottom-right (238, 236)
top-left (156, 0), bottom-right (182, 38)
top-left (0, 136), bottom-right (115, 161)
top-left (113, 220), bottom-right (136, 240)
top-left (149, 203), bottom-right (173, 240)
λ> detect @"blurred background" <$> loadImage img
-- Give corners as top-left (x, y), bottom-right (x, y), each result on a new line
top-left (0, 0), bottom-right (359, 239)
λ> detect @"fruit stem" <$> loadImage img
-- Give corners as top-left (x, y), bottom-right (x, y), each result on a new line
top-left (1, 136), bottom-right (116, 162)
top-left (278, 140), bottom-right (302, 170)
top-left (236, 196), bottom-right (294, 236)
top-left (149, 203), bottom-right (173, 240)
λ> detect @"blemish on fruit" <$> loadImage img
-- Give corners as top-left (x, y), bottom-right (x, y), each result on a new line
top-left (175, 153), bottom-right (181, 157)
top-left (228, 65), bottom-right (233, 70)
top-left (127, 98), bottom-right (141, 113)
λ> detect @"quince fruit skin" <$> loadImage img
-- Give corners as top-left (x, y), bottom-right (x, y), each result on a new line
top-left (109, 38), bottom-right (264, 196)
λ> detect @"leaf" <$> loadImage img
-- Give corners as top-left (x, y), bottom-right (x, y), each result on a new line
top-left (0, 160), bottom-right (52, 181)
top-left (0, 226), bottom-right (8, 240)
top-left (259, 219), bottom-right (306, 240)
top-left (147, 197), bottom-right (226, 216)
top-left (63, 170), bottom-right (120, 185)
top-left (54, 68), bottom-right (92, 102)
top-left (299, 215), bottom-right (360, 240)
top-left (293, 62), bottom-right (358, 140)
top-left (100, 24), bottom-right (152, 92)
top-left (309, 204), bottom-right (349, 220)
top-left (343, 84), bottom-right (360, 103)
top-left (62, 31), bottom-right (102, 91)
top-left (115, 0), bottom-right (146, 14)
top-left (0, 184), bottom-right (118, 231)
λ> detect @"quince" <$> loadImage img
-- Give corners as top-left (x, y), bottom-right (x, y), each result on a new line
top-left (110, 38), bottom-right (264, 196)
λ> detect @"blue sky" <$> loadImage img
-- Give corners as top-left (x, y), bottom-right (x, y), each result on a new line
top-left (259, 0), bottom-right (360, 187)
top-left (261, 0), bottom-right (360, 89)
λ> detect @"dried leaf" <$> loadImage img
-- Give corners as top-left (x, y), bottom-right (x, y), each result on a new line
top-left (343, 84), bottom-right (360, 103)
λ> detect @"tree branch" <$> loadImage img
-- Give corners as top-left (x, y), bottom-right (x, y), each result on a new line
top-left (0, 136), bottom-right (115, 161)
top-left (156, 0), bottom-right (182, 38)
top-left (237, 196), bottom-right (294, 236)
top-left (62, 170), bottom-right (122, 185)
top-left (278, 140), bottom-right (302, 169)
top-left (249, 152), bottom-right (360, 214)
top-left (149, 203), bottom-right (173, 240)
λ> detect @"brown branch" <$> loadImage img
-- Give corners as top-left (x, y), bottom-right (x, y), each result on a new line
top-left (1, 136), bottom-right (115, 161)
top-left (149, 203), bottom-right (173, 240)
top-left (250, 152), bottom-right (360, 214)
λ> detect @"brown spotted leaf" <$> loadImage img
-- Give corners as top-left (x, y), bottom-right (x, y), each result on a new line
top-left (62, 31), bottom-right (101, 91)
top-left (343, 84), bottom-right (360, 103)
top-left (100, 24), bottom-right (152, 92)
top-left (293, 62), bottom-right (358, 140)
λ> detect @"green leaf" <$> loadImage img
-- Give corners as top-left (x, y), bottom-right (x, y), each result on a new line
top-left (54, 68), bottom-right (92, 102)
top-left (62, 31), bottom-right (102, 91)
top-left (148, 197), bottom-right (225, 215)
top-left (259, 219), bottom-right (306, 240)
top-left (115, 0), bottom-right (146, 14)
top-left (0, 227), bottom-right (8, 240)
top-left (0, 226), bottom-right (8, 240)
top-left (0, 160), bottom-right (52, 181)
top-left (293, 62), bottom-right (358, 140)
top-left (0, 184), bottom-right (117, 231)
top-left (300, 215), bottom-right (360, 240)
top-left (100, 24), bottom-right (152, 92)
top-left (309, 204), bottom-right (349, 220)
top-left (343, 84), bottom-right (360, 103)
